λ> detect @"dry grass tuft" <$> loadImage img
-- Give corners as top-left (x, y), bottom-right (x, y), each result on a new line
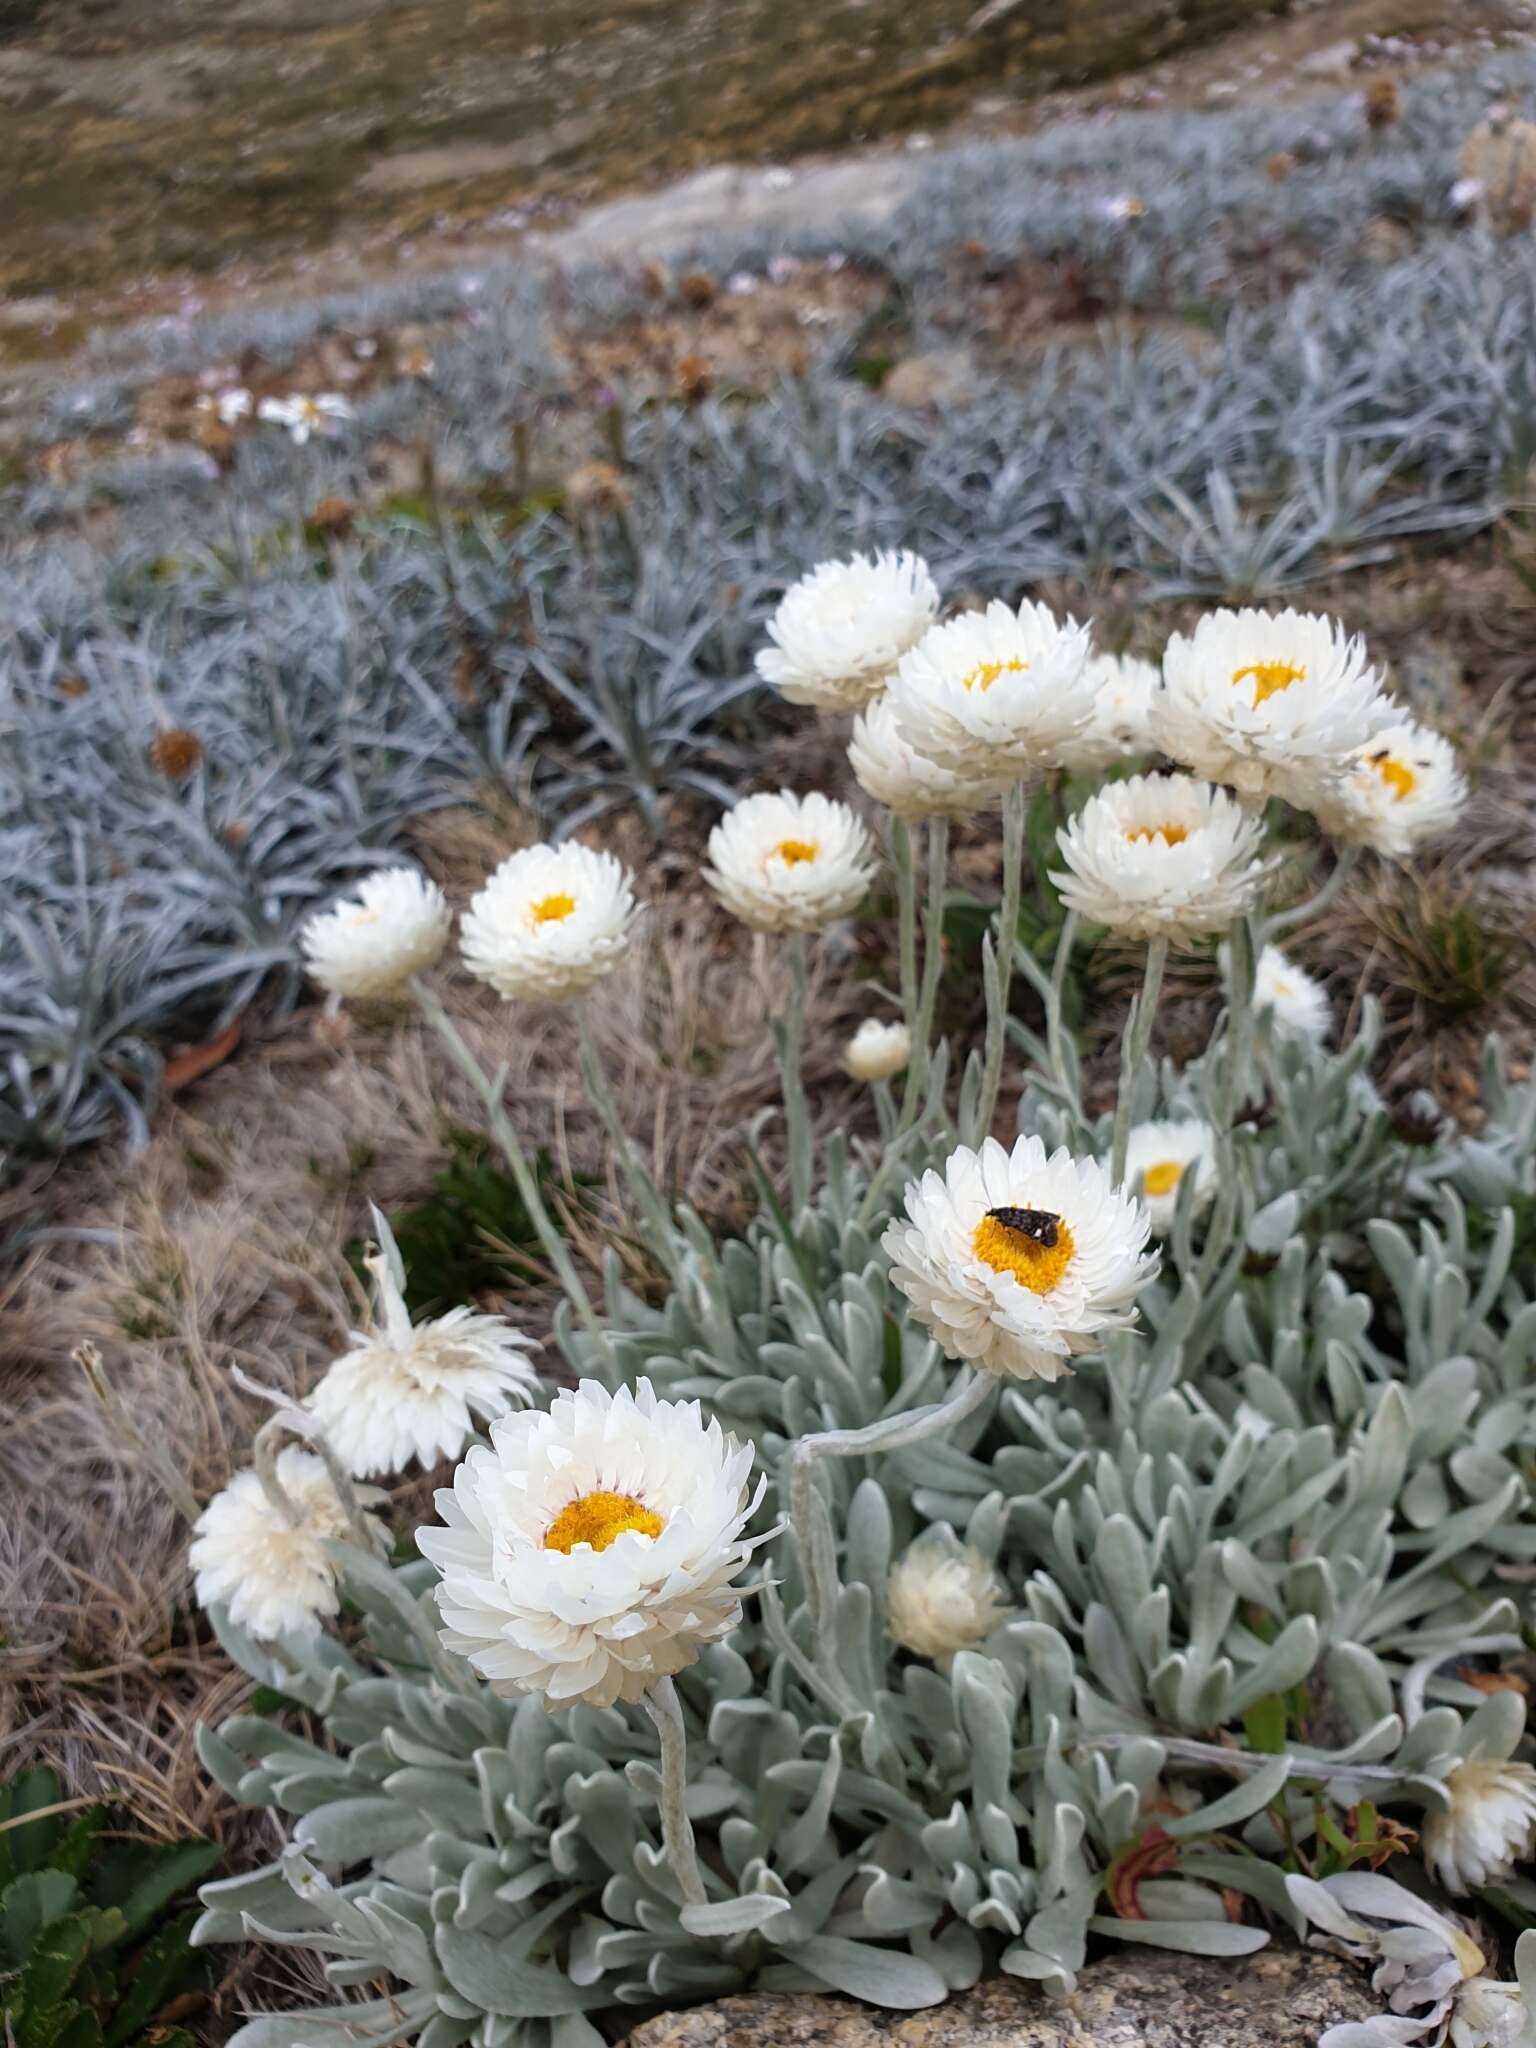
top-left (0, 875), bottom-right (882, 1840)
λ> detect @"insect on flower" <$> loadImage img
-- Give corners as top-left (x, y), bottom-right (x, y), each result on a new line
top-left (985, 1205), bottom-right (1062, 1249)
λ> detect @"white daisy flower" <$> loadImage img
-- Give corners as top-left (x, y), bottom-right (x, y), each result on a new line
top-left (301, 867), bottom-right (451, 1001)
top-left (1121, 1120), bottom-right (1217, 1234)
top-left (189, 1448), bottom-right (386, 1643)
top-left (419, 1379), bottom-right (767, 1709)
top-left (1252, 943), bottom-right (1331, 1042)
top-left (1050, 772), bottom-right (1270, 943)
top-left (308, 1231), bottom-right (539, 1478)
top-left (1426, 1757), bottom-right (1536, 1896)
top-left (844, 1017), bottom-right (911, 1082)
top-left (1157, 607), bottom-right (1391, 804)
top-left (257, 392), bottom-right (354, 443)
top-left (847, 693), bottom-right (1003, 821)
top-left (885, 598), bottom-right (1095, 778)
top-left (886, 1526), bottom-right (1010, 1661)
top-left (196, 387), bottom-right (252, 426)
top-left (460, 843), bottom-right (637, 1000)
top-left (881, 1134), bottom-right (1157, 1383)
top-left (1310, 719), bottom-right (1468, 857)
top-left (704, 790), bottom-right (876, 934)
top-left (756, 551), bottom-right (939, 712)
top-left (1058, 653), bottom-right (1162, 772)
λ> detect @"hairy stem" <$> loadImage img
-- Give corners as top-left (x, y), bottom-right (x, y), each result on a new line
top-left (780, 933), bottom-right (814, 1216)
top-left (1045, 909), bottom-right (1081, 1127)
top-left (412, 980), bottom-right (605, 1341)
top-left (643, 1677), bottom-right (709, 1907)
top-left (891, 816), bottom-right (919, 1037)
top-left (899, 814), bottom-right (951, 1128)
top-left (975, 783), bottom-right (1029, 1144)
top-left (1263, 843), bottom-right (1361, 942)
top-left (1110, 937), bottom-right (1169, 1187)
top-left (790, 1368), bottom-right (994, 1680)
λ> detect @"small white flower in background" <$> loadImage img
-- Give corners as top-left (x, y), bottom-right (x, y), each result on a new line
top-left (257, 392), bottom-right (355, 443)
top-left (1252, 943), bottom-right (1332, 1042)
top-left (307, 1218), bottom-right (539, 1477)
top-left (1058, 652), bottom-right (1163, 772)
top-left (847, 693), bottom-right (1004, 821)
top-left (882, 1133), bottom-right (1157, 1383)
top-left (1157, 606), bottom-right (1392, 805)
top-left (1121, 1120), bottom-right (1217, 1234)
top-left (756, 551), bottom-right (940, 712)
top-left (886, 598), bottom-right (1095, 778)
top-left (1051, 772), bottom-right (1270, 943)
top-left (1425, 1755), bottom-right (1536, 1896)
top-left (1451, 175), bottom-right (1486, 214)
top-left (845, 1017), bottom-right (911, 1082)
top-left (1287, 1870), bottom-right (1523, 2048)
top-left (196, 387), bottom-right (252, 426)
top-left (419, 1378), bottom-right (768, 1709)
top-left (301, 867), bottom-right (451, 1001)
top-left (704, 789), bottom-right (877, 934)
top-left (1310, 718), bottom-right (1469, 858)
top-left (886, 1526), bottom-right (1009, 1661)
top-left (460, 842), bottom-right (637, 1000)
top-left (189, 1447), bottom-right (386, 1642)
top-left (1097, 193), bottom-right (1147, 222)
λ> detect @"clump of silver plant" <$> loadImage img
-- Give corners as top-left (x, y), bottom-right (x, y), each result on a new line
top-left (96, 552), bottom-right (1536, 2048)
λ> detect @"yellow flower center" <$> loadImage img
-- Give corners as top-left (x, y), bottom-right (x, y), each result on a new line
top-left (1369, 754), bottom-right (1417, 801)
top-left (1232, 660), bottom-right (1305, 705)
top-left (961, 657), bottom-right (1027, 693)
top-left (972, 1210), bottom-right (1076, 1295)
top-left (773, 839), bottom-right (819, 866)
top-left (530, 891), bottom-right (577, 925)
top-left (543, 1489), bottom-right (663, 1554)
top-left (1125, 824), bottom-right (1189, 846)
top-left (1141, 1160), bottom-right (1183, 1198)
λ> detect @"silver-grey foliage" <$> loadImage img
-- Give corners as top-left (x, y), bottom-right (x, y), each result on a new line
top-left (7, 44), bottom-right (1536, 1164)
top-left (189, 1014), bottom-right (1536, 2044)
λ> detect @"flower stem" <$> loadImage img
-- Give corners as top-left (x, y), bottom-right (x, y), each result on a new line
top-left (1045, 909), bottom-right (1081, 1125)
top-left (898, 815), bottom-right (950, 1128)
top-left (891, 816), bottom-right (919, 1037)
top-left (1110, 937), bottom-right (1169, 1188)
top-left (1198, 915), bottom-right (1257, 1289)
top-left (789, 1367), bottom-right (994, 1681)
top-left (643, 1677), bottom-right (708, 1908)
top-left (576, 1001), bottom-right (681, 1286)
top-left (975, 782), bottom-right (1029, 1143)
top-left (779, 933), bottom-right (814, 1216)
top-left (412, 980), bottom-right (605, 1341)
top-left (1263, 843), bottom-right (1361, 943)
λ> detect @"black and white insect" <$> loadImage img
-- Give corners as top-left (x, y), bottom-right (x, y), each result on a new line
top-left (985, 1205), bottom-right (1061, 1249)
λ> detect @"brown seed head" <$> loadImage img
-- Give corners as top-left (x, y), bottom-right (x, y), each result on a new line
top-left (149, 729), bottom-right (204, 779)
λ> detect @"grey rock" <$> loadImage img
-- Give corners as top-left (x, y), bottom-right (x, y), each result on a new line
top-left (622, 1946), bottom-right (1382, 2048)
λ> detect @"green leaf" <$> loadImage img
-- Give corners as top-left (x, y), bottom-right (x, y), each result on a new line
top-left (50, 2010), bottom-right (106, 2048)
top-left (12, 1914), bottom-right (91, 2046)
top-left (1, 1871), bottom-right (82, 1967)
top-left (104, 1910), bottom-right (210, 2048)
top-left (1, 1770), bottom-right (65, 1882)
top-left (787, 1935), bottom-right (949, 2008)
top-left (85, 1840), bottom-right (220, 1940)
top-left (1089, 1916), bottom-right (1271, 1956)
top-left (1241, 1694), bottom-right (1288, 1756)
top-left (434, 1926), bottom-right (608, 2018)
